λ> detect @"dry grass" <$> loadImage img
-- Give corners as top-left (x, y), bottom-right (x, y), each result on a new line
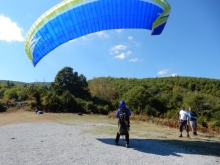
top-left (0, 111), bottom-right (111, 126)
top-left (0, 110), bottom-right (220, 156)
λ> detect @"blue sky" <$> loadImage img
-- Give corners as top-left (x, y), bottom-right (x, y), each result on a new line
top-left (0, 0), bottom-right (220, 83)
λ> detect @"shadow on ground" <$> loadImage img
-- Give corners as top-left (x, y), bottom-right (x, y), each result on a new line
top-left (96, 138), bottom-right (220, 157)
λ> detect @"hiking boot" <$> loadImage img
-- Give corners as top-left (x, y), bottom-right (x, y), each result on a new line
top-left (126, 143), bottom-right (129, 148)
top-left (179, 134), bottom-right (182, 137)
top-left (193, 132), bottom-right (198, 136)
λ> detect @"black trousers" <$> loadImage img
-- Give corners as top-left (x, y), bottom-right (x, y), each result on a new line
top-left (115, 132), bottom-right (129, 144)
top-left (179, 120), bottom-right (189, 132)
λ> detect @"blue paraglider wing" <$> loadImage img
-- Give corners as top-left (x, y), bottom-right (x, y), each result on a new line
top-left (25, 0), bottom-right (171, 66)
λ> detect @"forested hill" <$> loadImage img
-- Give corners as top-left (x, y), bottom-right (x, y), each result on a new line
top-left (89, 76), bottom-right (220, 131)
top-left (1, 75), bottom-right (220, 130)
top-left (1, 76), bottom-right (219, 96)
top-left (89, 76), bottom-right (219, 114)
top-left (0, 80), bottom-right (51, 87)
top-left (88, 76), bottom-right (220, 98)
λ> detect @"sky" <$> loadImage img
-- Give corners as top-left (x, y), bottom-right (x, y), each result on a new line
top-left (0, 0), bottom-right (220, 83)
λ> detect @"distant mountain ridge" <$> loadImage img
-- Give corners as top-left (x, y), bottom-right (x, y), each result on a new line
top-left (0, 80), bottom-right (51, 87)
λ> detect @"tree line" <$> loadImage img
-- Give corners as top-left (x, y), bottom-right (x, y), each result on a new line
top-left (0, 67), bottom-right (220, 132)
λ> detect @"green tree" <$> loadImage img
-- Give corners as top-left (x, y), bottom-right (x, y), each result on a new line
top-left (27, 84), bottom-right (47, 109)
top-left (17, 87), bottom-right (28, 100)
top-left (0, 87), bottom-right (6, 99)
top-left (123, 86), bottom-right (151, 113)
top-left (4, 88), bottom-right (18, 100)
top-left (60, 90), bottom-right (77, 112)
top-left (51, 67), bottom-right (90, 99)
top-left (183, 93), bottom-right (205, 111)
top-left (6, 80), bottom-right (15, 88)
top-left (89, 77), bottom-right (116, 102)
top-left (43, 92), bottom-right (62, 112)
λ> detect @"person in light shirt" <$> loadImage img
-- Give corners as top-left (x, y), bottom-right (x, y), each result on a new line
top-left (179, 106), bottom-right (189, 137)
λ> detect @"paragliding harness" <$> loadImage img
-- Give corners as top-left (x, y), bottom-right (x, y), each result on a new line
top-left (118, 109), bottom-right (130, 135)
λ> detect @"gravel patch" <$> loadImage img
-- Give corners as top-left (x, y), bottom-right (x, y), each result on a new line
top-left (0, 122), bottom-right (219, 165)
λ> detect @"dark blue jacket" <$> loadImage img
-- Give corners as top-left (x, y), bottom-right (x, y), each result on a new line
top-left (116, 107), bottom-right (131, 117)
top-left (188, 112), bottom-right (198, 121)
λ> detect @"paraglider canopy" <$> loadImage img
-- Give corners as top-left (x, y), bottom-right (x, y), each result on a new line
top-left (25, 0), bottom-right (171, 66)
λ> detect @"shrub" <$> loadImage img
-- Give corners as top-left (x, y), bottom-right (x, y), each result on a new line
top-left (197, 115), bottom-right (208, 128)
top-left (0, 102), bottom-right (7, 112)
top-left (17, 90), bottom-right (28, 100)
top-left (210, 111), bottom-right (220, 128)
top-left (165, 109), bottom-right (179, 119)
top-left (144, 105), bottom-right (159, 117)
top-left (60, 90), bottom-right (77, 113)
top-left (96, 104), bottom-right (109, 115)
top-left (29, 101), bottom-right (37, 110)
top-left (209, 119), bottom-right (220, 129)
top-left (83, 101), bottom-right (97, 114)
top-left (43, 92), bottom-right (62, 112)
top-left (4, 88), bottom-right (18, 100)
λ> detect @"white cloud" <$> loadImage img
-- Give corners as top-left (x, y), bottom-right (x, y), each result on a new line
top-left (110, 44), bottom-right (127, 54)
top-left (129, 58), bottom-right (139, 62)
top-left (128, 36), bottom-right (140, 46)
top-left (115, 29), bottom-right (123, 33)
top-left (128, 36), bottom-right (133, 40)
top-left (86, 31), bottom-right (109, 38)
top-left (110, 45), bottom-right (132, 60)
top-left (133, 41), bottom-right (140, 46)
top-left (114, 53), bottom-right (126, 59)
top-left (114, 50), bottom-right (132, 60)
top-left (0, 15), bottom-right (24, 42)
top-left (68, 37), bottom-right (86, 44)
top-left (68, 39), bottom-right (77, 43)
top-left (68, 31), bottom-right (107, 44)
top-left (162, 73), bottom-right (179, 77)
top-left (158, 69), bottom-right (169, 75)
top-left (81, 36), bottom-right (86, 40)
top-left (126, 50), bottom-right (132, 55)
top-left (95, 31), bottom-right (109, 38)
top-left (171, 73), bottom-right (179, 77)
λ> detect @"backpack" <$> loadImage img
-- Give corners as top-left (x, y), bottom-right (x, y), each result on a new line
top-left (118, 109), bottom-right (129, 135)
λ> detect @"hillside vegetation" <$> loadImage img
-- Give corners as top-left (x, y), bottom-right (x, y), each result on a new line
top-left (1, 67), bottom-right (220, 134)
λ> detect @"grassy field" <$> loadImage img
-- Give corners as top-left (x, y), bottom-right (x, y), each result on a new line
top-left (0, 110), bottom-right (220, 157)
